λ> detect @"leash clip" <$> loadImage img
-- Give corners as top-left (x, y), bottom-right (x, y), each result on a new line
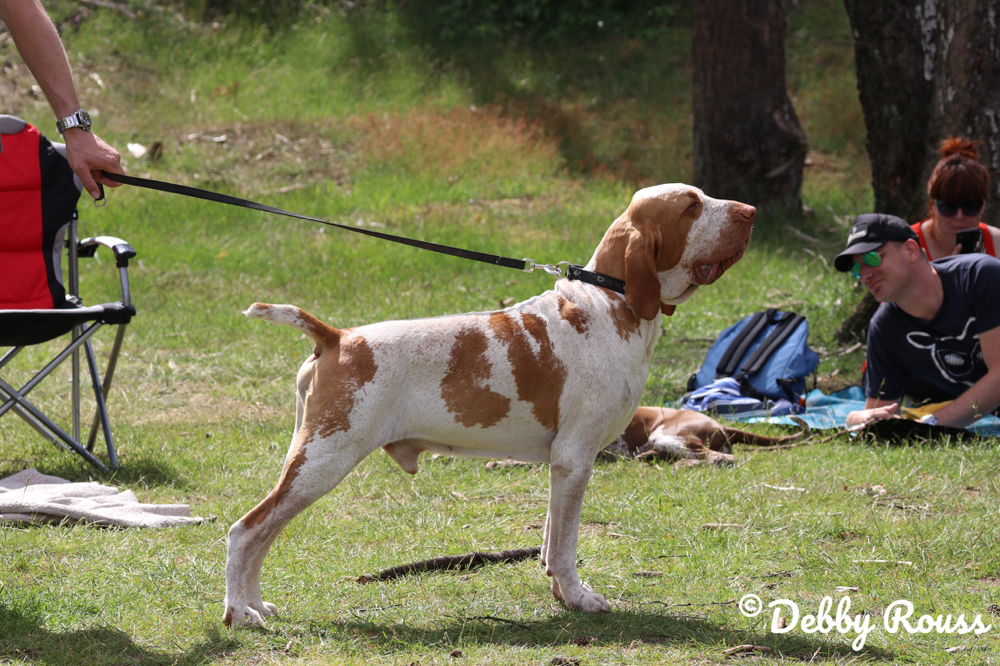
top-left (523, 259), bottom-right (570, 278)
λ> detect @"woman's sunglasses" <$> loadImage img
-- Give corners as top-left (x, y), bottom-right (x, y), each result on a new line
top-left (936, 199), bottom-right (984, 217)
top-left (850, 250), bottom-right (882, 279)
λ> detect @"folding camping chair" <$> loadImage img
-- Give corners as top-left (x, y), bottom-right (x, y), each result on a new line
top-left (0, 115), bottom-right (136, 471)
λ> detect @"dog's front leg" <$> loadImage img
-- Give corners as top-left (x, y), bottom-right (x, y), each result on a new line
top-left (541, 445), bottom-right (610, 613)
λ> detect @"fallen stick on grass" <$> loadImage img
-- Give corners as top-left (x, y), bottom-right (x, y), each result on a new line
top-left (722, 644), bottom-right (772, 656)
top-left (357, 547), bottom-right (541, 583)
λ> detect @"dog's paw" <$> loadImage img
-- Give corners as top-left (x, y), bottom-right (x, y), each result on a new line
top-left (251, 600), bottom-right (278, 617)
top-left (576, 581), bottom-right (611, 612)
top-left (223, 604), bottom-right (270, 628)
top-left (568, 588), bottom-right (610, 613)
top-left (552, 580), bottom-right (610, 613)
top-left (550, 577), bottom-right (563, 601)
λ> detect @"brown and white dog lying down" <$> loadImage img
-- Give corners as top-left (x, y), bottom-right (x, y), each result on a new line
top-left (603, 406), bottom-right (807, 466)
top-left (223, 184), bottom-right (755, 627)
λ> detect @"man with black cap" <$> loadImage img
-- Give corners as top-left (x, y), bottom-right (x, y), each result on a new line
top-left (834, 213), bottom-right (1000, 427)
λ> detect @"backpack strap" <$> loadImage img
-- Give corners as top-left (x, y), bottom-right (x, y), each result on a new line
top-left (735, 312), bottom-right (805, 381)
top-left (714, 309), bottom-right (775, 379)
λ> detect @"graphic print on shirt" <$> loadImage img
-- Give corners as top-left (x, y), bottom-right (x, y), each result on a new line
top-left (906, 317), bottom-right (982, 388)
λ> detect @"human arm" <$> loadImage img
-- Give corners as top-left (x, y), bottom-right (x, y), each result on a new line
top-left (845, 399), bottom-right (900, 427)
top-left (0, 0), bottom-right (123, 199)
top-left (848, 307), bottom-right (908, 427)
top-left (924, 325), bottom-right (1000, 428)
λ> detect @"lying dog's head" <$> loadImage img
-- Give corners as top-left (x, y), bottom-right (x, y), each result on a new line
top-left (591, 184), bottom-right (755, 320)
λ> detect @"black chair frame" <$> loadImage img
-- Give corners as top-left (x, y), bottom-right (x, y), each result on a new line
top-left (0, 215), bottom-right (135, 471)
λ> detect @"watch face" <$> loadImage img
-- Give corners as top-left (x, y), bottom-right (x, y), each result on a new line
top-left (78, 109), bottom-right (91, 127)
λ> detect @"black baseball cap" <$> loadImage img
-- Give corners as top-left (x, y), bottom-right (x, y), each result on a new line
top-left (833, 213), bottom-right (918, 272)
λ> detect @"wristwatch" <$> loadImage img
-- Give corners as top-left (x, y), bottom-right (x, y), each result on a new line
top-left (919, 414), bottom-right (940, 426)
top-left (55, 109), bottom-right (92, 134)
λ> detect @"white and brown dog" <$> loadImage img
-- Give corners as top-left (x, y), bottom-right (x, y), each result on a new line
top-left (603, 406), bottom-right (806, 465)
top-left (223, 184), bottom-right (755, 627)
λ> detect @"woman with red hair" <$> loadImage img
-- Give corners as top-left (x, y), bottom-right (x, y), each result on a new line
top-left (911, 137), bottom-right (998, 259)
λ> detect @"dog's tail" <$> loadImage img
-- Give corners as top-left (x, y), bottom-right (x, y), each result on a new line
top-left (243, 303), bottom-right (341, 348)
top-left (719, 416), bottom-right (811, 448)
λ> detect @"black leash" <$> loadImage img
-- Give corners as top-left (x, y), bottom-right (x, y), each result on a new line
top-left (97, 172), bottom-right (626, 295)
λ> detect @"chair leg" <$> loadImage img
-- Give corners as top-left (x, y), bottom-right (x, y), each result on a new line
top-left (0, 323), bottom-right (113, 471)
top-left (86, 324), bottom-right (127, 453)
top-left (11, 403), bottom-right (72, 452)
top-left (72, 328), bottom-right (81, 444)
top-left (83, 338), bottom-right (118, 469)
top-left (0, 323), bottom-right (101, 419)
top-left (0, 376), bottom-right (108, 471)
top-left (0, 346), bottom-right (23, 371)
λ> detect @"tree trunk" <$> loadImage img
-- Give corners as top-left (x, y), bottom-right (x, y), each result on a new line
top-left (692, 0), bottom-right (808, 220)
top-left (844, 0), bottom-right (1000, 225)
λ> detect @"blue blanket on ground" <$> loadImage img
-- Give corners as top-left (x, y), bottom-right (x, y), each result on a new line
top-left (715, 386), bottom-right (1000, 437)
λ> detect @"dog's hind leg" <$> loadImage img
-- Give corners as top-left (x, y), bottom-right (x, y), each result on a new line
top-left (541, 438), bottom-right (610, 613)
top-left (231, 364), bottom-right (314, 621)
top-left (223, 430), bottom-right (373, 628)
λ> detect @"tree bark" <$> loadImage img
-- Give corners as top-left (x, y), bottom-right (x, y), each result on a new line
top-left (844, 0), bottom-right (1000, 225)
top-left (692, 0), bottom-right (808, 220)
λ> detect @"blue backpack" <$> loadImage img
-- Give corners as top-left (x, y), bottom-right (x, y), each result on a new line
top-left (687, 308), bottom-right (819, 402)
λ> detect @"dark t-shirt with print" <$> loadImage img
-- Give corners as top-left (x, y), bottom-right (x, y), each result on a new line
top-left (865, 253), bottom-right (1000, 401)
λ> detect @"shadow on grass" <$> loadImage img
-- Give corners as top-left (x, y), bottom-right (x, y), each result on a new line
top-left (0, 594), bottom-right (894, 663)
top-left (307, 608), bottom-right (894, 661)
top-left (0, 595), bottom-right (238, 666)
top-left (0, 454), bottom-right (191, 489)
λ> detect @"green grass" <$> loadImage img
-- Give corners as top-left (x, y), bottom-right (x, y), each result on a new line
top-left (2, 0), bottom-right (998, 663)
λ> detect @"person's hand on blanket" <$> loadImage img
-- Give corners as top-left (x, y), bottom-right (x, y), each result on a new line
top-left (846, 402), bottom-right (901, 427)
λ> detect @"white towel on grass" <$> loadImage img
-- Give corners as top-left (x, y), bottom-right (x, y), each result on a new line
top-left (0, 468), bottom-right (206, 528)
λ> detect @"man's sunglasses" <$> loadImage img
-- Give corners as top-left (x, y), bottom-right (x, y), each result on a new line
top-left (936, 199), bottom-right (984, 217)
top-left (850, 250), bottom-right (882, 279)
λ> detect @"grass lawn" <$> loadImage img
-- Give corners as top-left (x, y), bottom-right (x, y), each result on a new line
top-left (2, 1), bottom-right (999, 663)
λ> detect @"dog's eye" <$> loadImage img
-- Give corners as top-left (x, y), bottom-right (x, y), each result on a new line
top-left (687, 200), bottom-right (702, 212)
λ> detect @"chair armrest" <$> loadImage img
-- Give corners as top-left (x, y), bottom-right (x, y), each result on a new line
top-left (78, 236), bottom-right (137, 268)
top-left (77, 236), bottom-right (137, 307)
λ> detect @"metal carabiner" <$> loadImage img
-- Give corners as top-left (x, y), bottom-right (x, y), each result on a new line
top-left (522, 258), bottom-right (570, 278)
top-left (93, 182), bottom-right (107, 207)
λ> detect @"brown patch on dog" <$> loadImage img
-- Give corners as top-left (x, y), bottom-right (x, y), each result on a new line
top-left (609, 298), bottom-right (641, 342)
top-left (441, 327), bottom-right (512, 427)
top-left (293, 307), bottom-right (342, 347)
top-left (613, 415), bottom-right (651, 456)
top-left (304, 334), bottom-right (379, 440)
top-left (557, 295), bottom-right (590, 335)
top-left (241, 442), bottom-right (309, 530)
top-left (488, 311), bottom-right (567, 431)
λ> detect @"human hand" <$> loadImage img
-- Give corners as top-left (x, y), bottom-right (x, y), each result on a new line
top-left (62, 129), bottom-right (124, 200)
top-left (845, 402), bottom-right (900, 427)
top-left (864, 402), bottom-right (900, 422)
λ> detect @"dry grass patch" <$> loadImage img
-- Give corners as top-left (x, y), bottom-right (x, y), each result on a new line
top-left (355, 106), bottom-right (564, 182)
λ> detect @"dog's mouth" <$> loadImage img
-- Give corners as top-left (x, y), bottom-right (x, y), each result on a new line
top-left (692, 248), bottom-right (745, 285)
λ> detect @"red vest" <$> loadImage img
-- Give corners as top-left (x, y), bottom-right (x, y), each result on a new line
top-left (911, 220), bottom-right (997, 261)
top-left (0, 121), bottom-right (80, 308)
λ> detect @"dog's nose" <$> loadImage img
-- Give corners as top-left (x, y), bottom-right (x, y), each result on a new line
top-left (739, 205), bottom-right (756, 223)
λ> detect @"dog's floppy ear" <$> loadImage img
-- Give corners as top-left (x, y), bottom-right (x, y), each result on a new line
top-left (624, 227), bottom-right (663, 321)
